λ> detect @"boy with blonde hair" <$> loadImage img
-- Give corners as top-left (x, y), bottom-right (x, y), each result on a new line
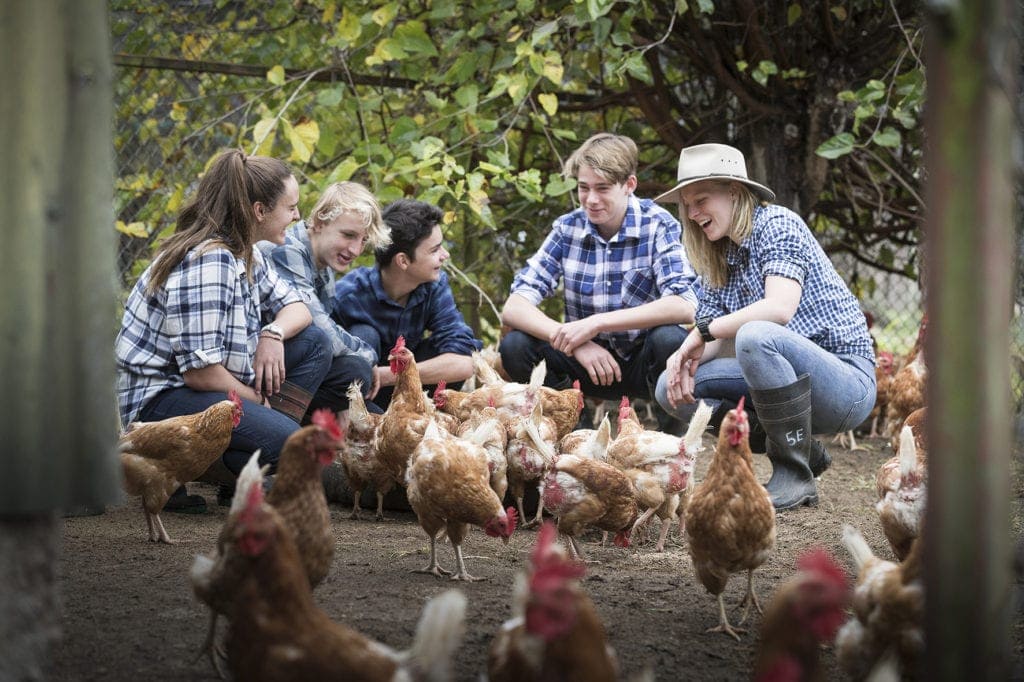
top-left (264, 181), bottom-right (391, 415)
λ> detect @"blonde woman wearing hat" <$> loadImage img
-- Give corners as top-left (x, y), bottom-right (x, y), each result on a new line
top-left (654, 143), bottom-right (876, 510)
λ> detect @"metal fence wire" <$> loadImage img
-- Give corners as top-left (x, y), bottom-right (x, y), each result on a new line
top-left (109, 2), bottom-right (1024, 435)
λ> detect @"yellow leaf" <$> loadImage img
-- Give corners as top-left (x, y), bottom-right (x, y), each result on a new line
top-left (180, 34), bottom-right (212, 60)
top-left (336, 8), bottom-right (361, 43)
top-left (371, 3), bottom-right (397, 26)
top-left (542, 52), bottom-right (564, 85)
top-left (507, 74), bottom-right (530, 103)
top-left (115, 220), bottom-right (149, 238)
top-left (321, 1), bottom-right (336, 24)
top-left (286, 119), bottom-right (320, 163)
top-left (830, 6), bottom-right (847, 21)
top-left (165, 185), bottom-right (185, 214)
top-left (267, 65), bottom-right (285, 86)
top-left (538, 93), bottom-right (558, 116)
top-left (326, 157), bottom-right (361, 183)
top-left (253, 118), bottom-right (277, 156)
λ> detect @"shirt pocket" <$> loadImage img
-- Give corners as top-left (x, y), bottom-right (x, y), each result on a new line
top-left (621, 266), bottom-right (655, 308)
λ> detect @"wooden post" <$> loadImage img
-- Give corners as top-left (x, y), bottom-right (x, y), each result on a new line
top-left (923, 0), bottom-right (1018, 679)
top-left (0, 1), bottom-right (117, 678)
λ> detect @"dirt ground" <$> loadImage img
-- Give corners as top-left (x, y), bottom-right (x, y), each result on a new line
top-left (54, 433), bottom-right (1024, 681)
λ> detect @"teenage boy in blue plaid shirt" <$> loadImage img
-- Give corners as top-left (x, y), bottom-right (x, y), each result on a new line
top-left (654, 143), bottom-right (876, 511)
top-left (500, 133), bottom-right (700, 424)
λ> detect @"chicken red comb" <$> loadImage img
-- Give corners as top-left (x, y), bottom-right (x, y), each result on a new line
top-left (618, 396), bottom-right (631, 421)
top-left (506, 506), bottom-right (518, 534)
top-left (736, 395), bottom-right (745, 414)
top-left (311, 408), bottom-right (343, 441)
top-left (238, 481), bottom-right (264, 526)
top-left (228, 390), bottom-right (242, 409)
top-left (572, 380), bottom-right (580, 391)
top-left (391, 335), bottom-right (406, 353)
top-left (531, 521), bottom-right (585, 585)
top-left (797, 547), bottom-right (847, 587)
top-left (436, 380), bottom-right (447, 393)
top-left (487, 395), bottom-right (497, 408)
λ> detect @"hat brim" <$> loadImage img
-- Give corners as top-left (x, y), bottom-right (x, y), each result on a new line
top-left (654, 174), bottom-right (776, 204)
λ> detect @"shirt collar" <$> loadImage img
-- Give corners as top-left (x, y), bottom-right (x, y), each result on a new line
top-left (367, 267), bottom-right (430, 308)
top-left (583, 195), bottom-right (642, 245)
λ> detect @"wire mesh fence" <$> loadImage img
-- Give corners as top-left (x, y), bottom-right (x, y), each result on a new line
top-left (109, 2), bottom-right (1023, 435)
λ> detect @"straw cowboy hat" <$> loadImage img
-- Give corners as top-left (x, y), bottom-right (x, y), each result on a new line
top-left (654, 143), bottom-right (776, 203)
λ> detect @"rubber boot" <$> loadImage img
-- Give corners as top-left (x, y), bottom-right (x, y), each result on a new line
top-left (749, 374), bottom-right (819, 510)
top-left (707, 399), bottom-right (767, 453)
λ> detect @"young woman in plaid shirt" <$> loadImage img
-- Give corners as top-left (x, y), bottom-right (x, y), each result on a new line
top-left (655, 143), bottom-right (876, 511)
top-left (116, 150), bottom-right (332, 507)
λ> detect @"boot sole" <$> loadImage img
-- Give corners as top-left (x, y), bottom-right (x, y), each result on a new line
top-left (773, 495), bottom-right (819, 511)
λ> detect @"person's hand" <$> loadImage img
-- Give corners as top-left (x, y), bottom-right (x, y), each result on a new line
top-left (550, 317), bottom-right (602, 355)
top-left (572, 341), bottom-right (621, 387)
top-left (367, 365), bottom-right (384, 400)
top-left (665, 333), bottom-right (705, 407)
top-left (253, 336), bottom-right (286, 397)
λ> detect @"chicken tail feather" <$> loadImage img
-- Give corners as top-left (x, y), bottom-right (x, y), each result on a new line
top-left (231, 450), bottom-right (268, 515)
top-left (683, 400), bottom-right (714, 453)
top-left (405, 589), bottom-right (467, 682)
top-left (841, 524), bottom-right (875, 572)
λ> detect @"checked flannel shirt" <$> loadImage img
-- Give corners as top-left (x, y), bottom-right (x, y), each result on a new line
top-left (509, 196), bottom-right (699, 361)
top-left (696, 204), bottom-right (875, 362)
top-left (115, 243), bottom-right (301, 426)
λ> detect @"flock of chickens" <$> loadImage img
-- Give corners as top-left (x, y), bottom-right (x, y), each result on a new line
top-left (115, 321), bottom-right (931, 681)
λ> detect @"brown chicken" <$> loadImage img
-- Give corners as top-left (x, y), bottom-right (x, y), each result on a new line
top-left (876, 414), bottom-right (927, 561)
top-left (433, 361), bottom-right (546, 424)
top-left (685, 397), bottom-right (777, 640)
top-left (558, 414), bottom-right (612, 461)
top-left (868, 350), bottom-right (897, 438)
top-left (488, 521), bottom-right (619, 682)
top-left (406, 419), bottom-right (518, 581)
top-left (339, 381), bottom-right (388, 520)
top-left (533, 380), bottom-right (585, 440)
top-left (752, 548), bottom-right (850, 682)
top-left (885, 315), bottom-right (928, 436)
top-left (266, 408), bottom-right (344, 588)
top-left (195, 482), bottom-right (468, 682)
top-left (505, 399), bottom-right (559, 527)
top-left (191, 410), bottom-right (344, 675)
top-left (835, 525), bottom-right (924, 680)
top-left (607, 401), bottom-right (713, 552)
top-left (377, 336), bottom-right (436, 489)
top-left (456, 406), bottom-right (509, 502)
top-left (529, 398), bottom-right (638, 560)
top-left (119, 391), bottom-right (243, 543)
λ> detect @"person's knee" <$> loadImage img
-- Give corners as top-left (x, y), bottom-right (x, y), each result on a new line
top-left (349, 324), bottom-right (382, 354)
top-left (735, 320), bottom-right (780, 357)
top-left (654, 371), bottom-right (699, 423)
top-left (498, 331), bottom-right (536, 381)
top-left (291, 325), bottom-right (332, 370)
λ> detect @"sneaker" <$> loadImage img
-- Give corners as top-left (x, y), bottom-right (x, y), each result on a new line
top-left (163, 485), bottom-right (207, 514)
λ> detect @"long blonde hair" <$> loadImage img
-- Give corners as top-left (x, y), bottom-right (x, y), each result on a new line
top-left (681, 181), bottom-right (760, 288)
top-left (146, 150), bottom-right (292, 294)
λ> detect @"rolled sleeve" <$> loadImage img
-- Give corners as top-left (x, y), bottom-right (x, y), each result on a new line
top-left (426, 273), bottom-right (483, 356)
top-left (756, 213), bottom-right (808, 286)
top-left (163, 250), bottom-right (237, 373)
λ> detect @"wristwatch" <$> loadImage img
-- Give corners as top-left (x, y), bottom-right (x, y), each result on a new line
top-left (260, 323), bottom-right (284, 340)
top-left (695, 316), bottom-right (715, 343)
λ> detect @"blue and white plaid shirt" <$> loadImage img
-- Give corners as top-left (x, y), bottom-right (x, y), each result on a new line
top-left (261, 221), bottom-right (377, 364)
top-left (115, 243), bottom-right (302, 426)
top-left (696, 204), bottom-right (875, 362)
top-left (510, 196), bottom-right (699, 360)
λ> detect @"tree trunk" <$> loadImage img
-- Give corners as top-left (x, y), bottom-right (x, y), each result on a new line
top-left (0, 0), bottom-right (117, 677)
top-left (923, 1), bottom-right (1018, 679)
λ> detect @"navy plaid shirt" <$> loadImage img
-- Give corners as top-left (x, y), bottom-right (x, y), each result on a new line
top-left (115, 243), bottom-right (302, 426)
top-left (261, 221), bottom-right (377, 364)
top-left (696, 204), bottom-right (875, 362)
top-left (510, 196), bottom-right (699, 359)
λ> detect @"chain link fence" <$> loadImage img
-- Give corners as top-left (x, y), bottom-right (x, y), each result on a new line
top-left (109, 3), bottom-right (1023, 436)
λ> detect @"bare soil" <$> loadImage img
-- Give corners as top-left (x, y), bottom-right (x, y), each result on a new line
top-left (54, 434), bottom-right (1024, 681)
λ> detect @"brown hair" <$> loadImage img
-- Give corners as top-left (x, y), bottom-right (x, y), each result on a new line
top-left (562, 133), bottom-right (638, 185)
top-left (681, 181), bottom-right (760, 288)
top-left (146, 149), bottom-right (293, 293)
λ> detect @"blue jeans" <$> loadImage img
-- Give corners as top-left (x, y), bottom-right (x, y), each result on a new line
top-left (499, 325), bottom-right (687, 403)
top-left (138, 326), bottom-right (331, 475)
top-left (308, 352), bottom-right (375, 415)
top-left (348, 324), bottom-right (457, 411)
top-left (655, 320), bottom-right (875, 433)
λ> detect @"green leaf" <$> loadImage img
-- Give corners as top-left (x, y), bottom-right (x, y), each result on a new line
top-left (317, 86), bottom-right (345, 107)
top-left (454, 83), bottom-right (479, 110)
top-left (335, 8), bottom-right (361, 43)
top-left (787, 3), bottom-right (802, 25)
top-left (585, 0), bottom-right (616, 21)
top-left (326, 157), bottom-right (362, 184)
top-left (267, 65), bottom-right (285, 86)
top-left (531, 20), bottom-right (558, 45)
top-left (371, 3), bottom-right (398, 26)
top-left (830, 6), bottom-right (847, 21)
top-left (507, 73), bottom-right (531, 103)
top-left (545, 174), bottom-right (576, 196)
top-left (541, 51), bottom-right (564, 85)
top-left (815, 132), bottom-right (857, 159)
top-left (394, 20), bottom-right (438, 56)
top-left (537, 92), bottom-right (558, 116)
top-left (872, 127), bottom-right (901, 148)
top-left (252, 118), bottom-right (277, 156)
top-left (696, 0), bottom-right (714, 13)
top-left (367, 38), bottom-right (409, 65)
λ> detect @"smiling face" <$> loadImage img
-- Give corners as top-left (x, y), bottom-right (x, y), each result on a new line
top-left (403, 224), bottom-right (449, 284)
top-left (254, 174), bottom-right (300, 245)
top-left (680, 180), bottom-right (740, 244)
top-left (309, 212), bottom-right (369, 273)
top-left (576, 165), bottom-right (636, 235)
